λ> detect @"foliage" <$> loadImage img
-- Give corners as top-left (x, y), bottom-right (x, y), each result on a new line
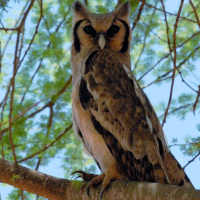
top-left (0, 0), bottom-right (200, 198)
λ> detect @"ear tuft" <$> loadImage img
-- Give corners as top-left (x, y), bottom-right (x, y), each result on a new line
top-left (72, 1), bottom-right (89, 18)
top-left (115, 1), bottom-right (130, 18)
top-left (73, 1), bottom-right (84, 12)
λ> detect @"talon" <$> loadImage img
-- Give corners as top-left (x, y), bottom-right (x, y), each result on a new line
top-left (71, 170), bottom-right (84, 176)
top-left (100, 181), bottom-right (110, 199)
top-left (71, 163), bottom-right (127, 199)
top-left (71, 170), bottom-right (97, 181)
top-left (86, 185), bottom-right (91, 197)
top-left (75, 175), bottom-right (81, 180)
top-left (100, 187), bottom-right (106, 199)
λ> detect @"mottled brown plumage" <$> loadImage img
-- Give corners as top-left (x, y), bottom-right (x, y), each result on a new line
top-left (70, 1), bottom-right (194, 197)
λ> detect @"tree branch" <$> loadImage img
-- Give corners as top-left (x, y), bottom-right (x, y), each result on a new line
top-left (132, 0), bottom-right (145, 31)
top-left (0, 158), bottom-right (200, 200)
top-left (189, 0), bottom-right (200, 28)
top-left (18, 123), bottom-right (72, 163)
top-left (136, 0), bottom-right (197, 24)
top-left (193, 85), bottom-right (200, 114)
top-left (134, 0), bottom-right (158, 70)
top-left (183, 152), bottom-right (200, 170)
top-left (138, 31), bottom-right (200, 81)
top-left (162, 0), bottom-right (185, 127)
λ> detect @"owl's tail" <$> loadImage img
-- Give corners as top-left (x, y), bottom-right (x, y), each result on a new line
top-left (156, 151), bottom-right (194, 188)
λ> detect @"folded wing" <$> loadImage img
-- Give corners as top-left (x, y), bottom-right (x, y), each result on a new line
top-left (79, 49), bottom-right (193, 187)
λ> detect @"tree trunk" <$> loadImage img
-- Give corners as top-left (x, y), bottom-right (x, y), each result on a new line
top-left (0, 158), bottom-right (199, 200)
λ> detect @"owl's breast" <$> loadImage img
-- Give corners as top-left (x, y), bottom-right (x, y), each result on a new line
top-left (72, 81), bottom-right (115, 172)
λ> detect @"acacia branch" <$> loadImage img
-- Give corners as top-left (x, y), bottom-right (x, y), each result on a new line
top-left (142, 76), bottom-right (172, 89)
top-left (8, 25), bottom-right (22, 163)
top-left (160, 0), bottom-right (173, 61)
top-left (20, 9), bottom-right (69, 105)
top-left (0, 1), bottom-right (29, 60)
top-left (0, 158), bottom-right (200, 200)
top-left (0, 75), bottom-right (72, 137)
top-left (132, 0), bottom-right (145, 31)
top-left (159, 103), bottom-right (193, 118)
top-left (17, 0), bottom-right (43, 70)
top-left (162, 0), bottom-right (185, 127)
top-left (193, 85), bottom-right (200, 114)
top-left (18, 123), bottom-right (72, 163)
top-left (142, 43), bottom-right (200, 92)
top-left (183, 152), bottom-right (200, 170)
top-left (138, 31), bottom-right (200, 81)
top-left (189, 0), bottom-right (200, 28)
top-left (134, 0), bottom-right (158, 70)
top-left (0, 1), bottom-right (36, 156)
top-left (136, 0), bottom-right (197, 24)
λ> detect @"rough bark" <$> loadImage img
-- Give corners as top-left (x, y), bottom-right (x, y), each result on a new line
top-left (0, 158), bottom-right (200, 200)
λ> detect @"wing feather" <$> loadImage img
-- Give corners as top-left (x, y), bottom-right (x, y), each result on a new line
top-left (81, 49), bottom-right (193, 187)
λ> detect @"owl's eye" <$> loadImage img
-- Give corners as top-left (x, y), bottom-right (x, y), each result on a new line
top-left (83, 25), bottom-right (97, 37)
top-left (107, 25), bottom-right (120, 37)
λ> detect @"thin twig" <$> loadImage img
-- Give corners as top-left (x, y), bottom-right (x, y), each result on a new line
top-left (1, 101), bottom-right (40, 128)
top-left (138, 31), bottom-right (200, 81)
top-left (159, 103), bottom-right (193, 118)
top-left (9, 29), bottom-right (21, 163)
top-left (17, 0), bottom-right (43, 70)
top-left (189, 0), bottom-right (200, 28)
top-left (1, 75), bottom-right (72, 138)
top-left (160, 0), bottom-right (173, 61)
top-left (0, 1), bottom-right (36, 150)
top-left (7, 0), bottom-right (36, 163)
top-left (18, 124), bottom-right (73, 163)
top-left (142, 76), bottom-right (172, 88)
top-left (183, 152), bottom-right (200, 169)
top-left (136, 0), bottom-right (197, 24)
top-left (0, 1), bottom-right (29, 59)
top-left (177, 69), bottom-right (197, 93)
top-left (20, 8), bottom-right (69, 105)
top-left (132, 0), bottom-right (145, 31)
top-left (193, 85), bottom-right (200, 114)
top-left (162, 0), bottom-right (185, 127)
top-left (134, 0), bottom-right (158, 69)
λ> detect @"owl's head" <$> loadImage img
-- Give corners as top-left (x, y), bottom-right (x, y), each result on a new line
top-left (71, 1), bottom-right (131, 68)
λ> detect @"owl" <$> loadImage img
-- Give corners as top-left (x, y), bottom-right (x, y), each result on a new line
top-left (70, 1), bottom-right (194, 197)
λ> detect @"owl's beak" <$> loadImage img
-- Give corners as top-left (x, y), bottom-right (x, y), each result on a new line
top-left (98, 34), bottom-right (106, 49)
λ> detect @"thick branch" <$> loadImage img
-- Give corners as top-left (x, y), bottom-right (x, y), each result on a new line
top-left (0, 159), bottom-right (200, 200)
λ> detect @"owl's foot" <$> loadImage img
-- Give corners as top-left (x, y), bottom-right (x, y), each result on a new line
top-left (71, 170), bottom-right (103, 197)
top-left (87, 162), bottom-right (127, 199)
top-left (100, 162), bottom-right (128, 198)
top-left (71, 163), bottom-right (127, 199)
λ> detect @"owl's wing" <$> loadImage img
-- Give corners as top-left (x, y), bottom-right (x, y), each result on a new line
top-left (79, 49), bottom-right (193, 187)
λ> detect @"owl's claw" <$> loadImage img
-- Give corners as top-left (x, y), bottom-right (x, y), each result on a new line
top-left (74, 175), bottom-right (81, 180)
top-left (71, 163), bottom-right (127, 199)
top-left (100, 187), bottom-right (106, 199)
top-left (86, 185), bottom-right (91, 197)
top-left (99, 175), bottom-right (112, 199)
top-left (99, 162), bottom-right (128, 199)
top-left (85, 173), bottom-right (105, 197)
top-left (85, 173), bottom-right (111, 199)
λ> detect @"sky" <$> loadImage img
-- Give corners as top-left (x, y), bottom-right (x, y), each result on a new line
top-left (0, 0), bottom-right (200, 199)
